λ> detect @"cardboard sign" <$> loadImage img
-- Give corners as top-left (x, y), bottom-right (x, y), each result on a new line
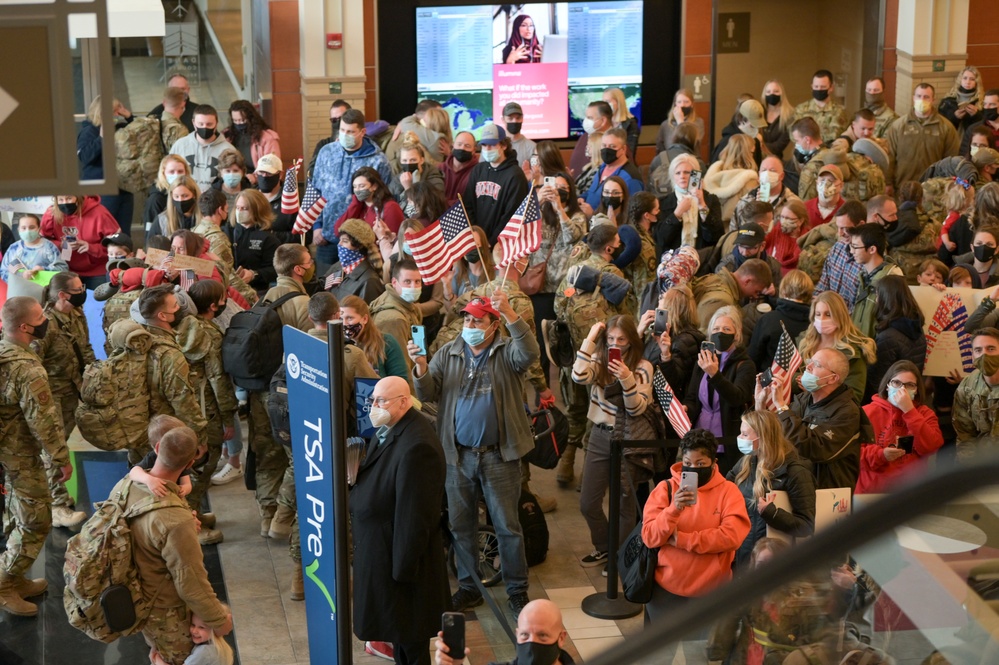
top-left (144, 248), bottom-right (216, 277)
top-left (909, 286), bottom-right (991, 377)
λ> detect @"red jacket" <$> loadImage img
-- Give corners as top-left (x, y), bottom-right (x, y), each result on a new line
top-left (803, 196), bottom-right (844, 233)
top-left (642, 462), bottom-right (750, 597)
top-left (857, 395), bottom-right (944, 494)
top-left (40, 196), bottom-right (120, 277)
top-left (332, 197), bottom-right (404, 237)
top-left (440, 155), bottom-right (480, 206)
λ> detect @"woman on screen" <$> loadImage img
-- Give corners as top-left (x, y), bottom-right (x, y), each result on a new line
top-left (502, 14), bottom-right (542, 64)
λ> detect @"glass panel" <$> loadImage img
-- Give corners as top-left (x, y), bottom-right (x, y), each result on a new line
top-left (205, 0), bottom-right (243, 87)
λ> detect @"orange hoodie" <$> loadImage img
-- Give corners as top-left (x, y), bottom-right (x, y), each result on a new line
top-left (641, 462), bottom-right (751, 597)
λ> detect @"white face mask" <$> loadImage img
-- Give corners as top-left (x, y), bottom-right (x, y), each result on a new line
top-left (760, 171), bottom-right (779, 187)
top-left (369, 406), bottom-right (392, 428)
top-left (236, 209), bottom-right (252, 226)
top-left (739, 121), bottom-right (758, 136)
top-left (582, 118), bottom-right (596, 134)
top-left (971, 145), bottom-right (982, 158)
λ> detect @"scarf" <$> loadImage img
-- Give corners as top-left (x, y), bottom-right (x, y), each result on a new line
top-left (674, 187), bottom-right (700, 247)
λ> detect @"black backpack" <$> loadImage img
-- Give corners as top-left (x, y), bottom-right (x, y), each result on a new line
top-left (268, 363), bottom-right (291, 447)
top-left (525, 408), bottom-right (569, 470)
top-left (519, 490), bottom-right (549, 567)
top-left (222, 291), bottom-right (308, 391)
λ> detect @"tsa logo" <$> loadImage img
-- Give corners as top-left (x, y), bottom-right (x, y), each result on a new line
top-left (287, 353), bottom-right (301, 379)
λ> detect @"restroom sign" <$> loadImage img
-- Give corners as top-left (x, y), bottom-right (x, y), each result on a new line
top-left (718, 13), bottom-right (750, 54)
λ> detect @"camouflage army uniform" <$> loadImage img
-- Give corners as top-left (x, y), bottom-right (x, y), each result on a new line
top-left (192, 219), bottom-right (258, 306)
top-left (0, 339), bottom-right (70, 577)
top-left (31, 303), bottom-right (96, 510)
top-left (102, 289), bottom-right (143, 355)
top-left (797, 150), bottom-right (886, 203)
top-left (954, 369), bottom-right (999, 460)
top-left (623, 227), bottom-right (658, 306)
top-left (175, 316), bottom-right (238, 512)
top-left (793, 99), bottom-right (849, 145)
top-left (870, 103), bottom-right (899, 138)
top-left (143, 324), bottom-right (208, 456)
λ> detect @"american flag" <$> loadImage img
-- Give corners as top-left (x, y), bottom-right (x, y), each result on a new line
top-left (497, 188), bottom-right (542, 267)
top-left (764, 322), bottom-right (803, 410)
top-left (281, 158), bottom-right (302, 214)
top-left (652, 368), bottom-right (691, 437)
top-left (293, 179), bottom-right (327, 235)
top-left (179, 269), bottom-right (196, 291)
top-left (405, 201), bottom-right (477, 284)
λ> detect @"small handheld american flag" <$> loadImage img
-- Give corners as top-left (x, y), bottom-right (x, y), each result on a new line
top-left (293, 179), bottom-right (327, 235)
top-left (652, 368), bottom-right (691, 437)
top-left (281, 158), bottom-right (303, 215)
top-left (406, 200), bottom-right (477, 284)
top-left (763, 322), bottom-right (803, 410)
top-left (179, 269), bottom-right (197, 291)
top-left (497, 187), bottom-right (542, 267)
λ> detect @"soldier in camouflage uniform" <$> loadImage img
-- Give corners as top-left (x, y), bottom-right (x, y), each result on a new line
top-left (136, 285), bottom-right (209, 460)
top-left (194, 189), bottom-right (258, 306)
top-left (0, 297), bottom-right (72, 616)
top-left (793, 71), bottom-right (849, 145)
top-left (176, 280), bottom-right (239, 544)
top-left (553, 225), bottom-right (633, 486)
top-left (954, 328), bottom-right (999, 460)
top-left (31, 272), bottom-right (94, 529)
top-left (864, 77), bottom-right (899, 138)
top-left (622, 193), bottom-right (660, 301)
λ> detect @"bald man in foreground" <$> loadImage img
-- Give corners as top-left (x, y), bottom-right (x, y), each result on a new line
top-left (350, 376), bottom-right (448, 665)
top-left (435, 598), bottom-right (576, 665)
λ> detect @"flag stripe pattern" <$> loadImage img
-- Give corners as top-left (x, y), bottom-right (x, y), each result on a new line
top-left (652, 368), bottom-right (691, 437)
top-left (281, 158), bottom-right (302, 215)
top-left (406, 201), bottom-right (477, 284)
top-left (764, 323), bottom-right (804, 410)
top-left (179, 269), bottom-right (196, 291)
top-left (498, 188), bottom-right (542, 267)
top-left (293, 179), bottom-right (327, 235)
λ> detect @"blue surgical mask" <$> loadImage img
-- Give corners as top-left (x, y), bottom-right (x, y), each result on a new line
top-left (165, 173), bottom-right (182, 186)
top-left (399, 286), bottom-right (422, 303)
top-left (737, 436), bottom-right (756, 455)
top-left (481, 148), bottom-right (500, 164)
top-left (21, 229), bottom-right (40, 243)
top-left (402, 242), bottom-right (412, 256)
top-left (339, 131), bottom-right (358, 150)
top-left (461, 326), bottom-right (488, 346)
top-left (801, 370), bottom-right (825, 393)
top-left (222, 172), bottom-right (242, 188)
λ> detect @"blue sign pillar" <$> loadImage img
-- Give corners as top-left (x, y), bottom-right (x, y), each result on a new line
top-left (283, 325), bottom-right (353, 665)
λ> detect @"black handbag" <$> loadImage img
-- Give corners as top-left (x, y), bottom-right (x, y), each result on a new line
top-left (617, 484), bottom-right (668, 604)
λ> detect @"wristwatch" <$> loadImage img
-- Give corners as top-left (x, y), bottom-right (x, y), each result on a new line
top-left (776, 405), bottom-right (789, 414)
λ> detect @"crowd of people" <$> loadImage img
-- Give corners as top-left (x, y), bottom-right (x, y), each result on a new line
top-left (2, 64), bottom-right (999, 665)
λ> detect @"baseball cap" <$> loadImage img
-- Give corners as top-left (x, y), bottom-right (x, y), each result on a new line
top-left (479, 123), bottom-right (507, 146)
top-left (739, 100), bottom-right (767, 129)
top-left (735, 223), bottom-right (767, 247)
top-left (460, 296), bottom-right (501, 320)
top-left (101, 232), bottom-right (134, 252)
top-left (818, 164), bottom-right (844, 182)
top-left (256, 154), bottom-right (283, 174)
top-left (503, 102), bottom-right (523, 117)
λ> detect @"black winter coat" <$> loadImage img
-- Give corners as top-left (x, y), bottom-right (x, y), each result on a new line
top-left (350, 408), bottom-right (449, 643)
top-left (463, 155), bottom-right (530, 245)
top-left (229, 223), bottom-right (280, 290)
top-left (866, 317), bottom-right (926, 400)
top-left (644, 328), bottom-right (705, 404)
top-left (682, 345), bottom-right (756, 438)
top-left (323, 259), bottom-right (385, 304)
top-left (726, 453), bottom-right (816, 569)
top-left (747, 299), bottom-right (811, 370)
top-left (653, 190), bottom-right (725, 258)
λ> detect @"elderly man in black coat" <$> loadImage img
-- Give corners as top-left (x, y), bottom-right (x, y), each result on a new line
top-left (350, 375), bottom-right (448, 665)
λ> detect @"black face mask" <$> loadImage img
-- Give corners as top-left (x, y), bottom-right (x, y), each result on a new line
top-left (257, 174), bottom-right (280, 192)
top-left (681, 464), bottom-right (713, 487)
top-left (959, 85), bottom-right (977, 94)
top-left (465, 249), bottom-right (481, 264)
top-left (506, 122), bottom-right (522, 135)
top-left (452, 148), bottom-right (473, 163)
top-left (984, 108), bottom-right (999, 122)
top-left (68, 291), bottom-right (87, 308)
top-left (601, 196), bottom-right (622, 210)
top-left (812, 89), bottom-right (830, 102)
top-left (343, 322), bottom-right (362, 339)
top-left (975, 244), bottom-right (997, 262)
top-left (233, 122), bottom-right (247, 133)
top-left (764, 94), bottom-right (781, 106)
top-left (878, 215), bottom-right (899, 235)
top-left (58, 202), bottom-right (78, 216)
top-left (26, 318), bottom-right (49, 339)
top-left (195, 126), bottom-right (216, 140)
top-left (711, 331), bottom-right (735, 352)
top-left (400, 163), bottom-right (420, 173)
top-left (610, 244), bottom-right (624, 260)
top-left (680, 106), bottom-right (693, 118)
top-left (793, 148), bottom-right (814, 165)
top-left (514, 641), bottom-right (562, 665)
top-left (600, 147), bottom-right (619, 165)
top-left (173, 198), bottom-right (196, 216)
top-left (557, 189), bottom-right (571, 205)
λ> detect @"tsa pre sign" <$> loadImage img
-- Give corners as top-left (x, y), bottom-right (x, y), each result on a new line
top-left (284, 327), bottom-right (339, 664)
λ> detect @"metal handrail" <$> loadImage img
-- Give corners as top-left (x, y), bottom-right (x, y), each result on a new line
top-left (586, 451), bottom-right (999, 665)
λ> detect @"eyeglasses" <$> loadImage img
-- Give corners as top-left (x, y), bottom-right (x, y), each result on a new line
top-left (888, 379), bottom-right (919, 391)
top-left (365, 395), bottom-right (406, 408)
top-left (849, 244), bottom-right (868, 250)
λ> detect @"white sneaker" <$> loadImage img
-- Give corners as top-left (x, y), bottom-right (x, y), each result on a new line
top-left (52, 505), bottom-right (87, 528)
top-left (211, 463), bottom-right (244, 485)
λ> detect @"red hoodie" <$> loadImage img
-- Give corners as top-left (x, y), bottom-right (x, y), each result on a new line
top-left (857, 395), bottom-right (944, 494)
top-left (642, 462), bottom-right (750, 598)
top-left (40, 196), bottom-right (120, 277)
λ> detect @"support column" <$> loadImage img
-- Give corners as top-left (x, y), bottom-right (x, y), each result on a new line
top-left (894, 0), bottom-right (969, 114)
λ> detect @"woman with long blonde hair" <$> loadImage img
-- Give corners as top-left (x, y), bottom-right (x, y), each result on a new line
top-left (603, 87), bottom-right (639, 159)
top-left (655, 88), bottom-right (704, 154)
top-left (940, 65), bottom-right (985, 133)
top-left (152, 176), bottom-right (201, 239)
top-left (759, 79), bottom-right (794, 157)
top-left (703, 134), bottom-right (759, 226)
top-left (728, 410), bottom-right (815, 568)
top-left (798, 290), bottom-right (877, 402)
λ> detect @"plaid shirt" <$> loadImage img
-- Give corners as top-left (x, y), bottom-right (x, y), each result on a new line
top-left (814, 241), bottom-right (862, 312)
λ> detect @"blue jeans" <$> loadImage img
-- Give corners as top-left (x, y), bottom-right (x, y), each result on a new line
top-left (81, 274), bottom-right (109, 290)
top-left (446, 447), bottom-right (528, 597)
top-left (222, 415), bottom-right (243, 458)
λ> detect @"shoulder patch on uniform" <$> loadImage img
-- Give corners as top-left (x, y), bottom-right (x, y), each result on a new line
top-left (29, 376), bottom-right (51, 405)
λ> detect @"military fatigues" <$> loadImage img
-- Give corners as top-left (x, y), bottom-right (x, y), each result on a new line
top-left (870, 104), bottom-right (899, 139)
top-left (175, 316), bottom-right (238, 512)
top-left (623, 227), bottom-right (658, 307)
top-left (31, 304), bottom-right (96, 509)
top-left (102, 289), bottom-right (143, 355)
top-left (793, 99), bottom-right (849, 145)
top-left (143, 325), bottom-right (208, 459)
top-left (953, 370), bottom-right (999, 460)
top-left (0, 340), bottom-right (70, 576)
top-left (193, 219), bottom-right (258, 306)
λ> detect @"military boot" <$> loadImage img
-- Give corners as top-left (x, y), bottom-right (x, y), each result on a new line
top-left (268, 504), bottom-right (296, 540)
top-left (12, 575), bottom-right (48, 598)
top-left (556, 443), bottom-right (577, 486)
top-left (0, 572), bottom-right (38, 616)
top-left (291, 564), bottom-right (305, 601)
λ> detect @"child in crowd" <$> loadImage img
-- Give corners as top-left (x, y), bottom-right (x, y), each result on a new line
top-left (150, 608), bottom-right (235, 665)
top-left (916, 258), bottom-right (949, 291)
top-left (949, 265), bottom-right (974, 289)
top-left (939, 179), bottom-right (974, 252)
top-left (0, 213), bottom-right (69, 282)
top-left (130, 414), bottom-right (202, 498)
